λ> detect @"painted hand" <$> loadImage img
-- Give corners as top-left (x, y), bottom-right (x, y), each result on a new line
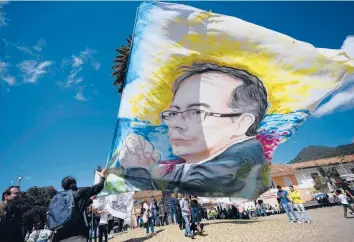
top-left (119, 133), bottom-right (160, 169)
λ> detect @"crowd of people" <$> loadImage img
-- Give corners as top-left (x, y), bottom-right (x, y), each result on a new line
top-left (2, 167), bottom-right (354, 242)
top-left (0, 169), bottom-right (108, 242)
top-left (135, 194), bottom-right (204, 239)
top-left (87, 205), bottom-right (126, 242)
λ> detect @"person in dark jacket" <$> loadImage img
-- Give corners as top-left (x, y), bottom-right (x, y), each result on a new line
top-left (54, 169), bottom-right (107, 242)
top-left (176, 193), bottom-right (184, 230)
top-left (190, 196), bottom-right (199, 223)
top-left (198, 204), bottom-right (203, 222)
top-left (0, 186), bottom-right (23, 242)
top-left (169, 194), bottom-right (178, 224)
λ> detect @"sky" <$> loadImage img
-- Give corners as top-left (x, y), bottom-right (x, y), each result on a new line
top-left (0, 1), bottom-right (353, 193)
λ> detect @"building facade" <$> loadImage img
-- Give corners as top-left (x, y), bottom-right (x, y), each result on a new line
top-left (290, 155), bottom-right (354, 190)
top-left (271, 164), bottom-right (299, 188)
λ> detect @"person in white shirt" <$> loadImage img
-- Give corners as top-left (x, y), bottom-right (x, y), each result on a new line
top-left (143, 199), bottom-right (154, 234)
top-left (180, 194), bottom-right (194, 238)
top-left (336, 189), bottom-right (354, 218)
top-left (37, 225), bottom-right (54, 242)
top-left (97, 209), bottom-right (109, 242)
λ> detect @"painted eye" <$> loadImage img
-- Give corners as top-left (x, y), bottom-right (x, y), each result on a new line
top-left (192, 110), bottom-right (202, 115)
top-left (162, 111), bottom-right (178, 120)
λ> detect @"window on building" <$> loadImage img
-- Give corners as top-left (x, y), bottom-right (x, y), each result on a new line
top-left (283, 177), bottom-right (293, 187)
top-left (310, 173), bottom-right (319, 180)
top-left (271, 179), bottom-right (276, 188)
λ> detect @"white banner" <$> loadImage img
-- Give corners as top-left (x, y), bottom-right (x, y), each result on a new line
top-left (106, 192), bottom-right (134, 220)
top-left (93, 170), bottom-right (134, 219)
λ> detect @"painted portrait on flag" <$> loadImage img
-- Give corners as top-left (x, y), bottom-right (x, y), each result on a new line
top-left (105, 2), bottom-right (353, 199)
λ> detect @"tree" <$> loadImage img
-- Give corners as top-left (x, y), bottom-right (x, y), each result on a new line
top-left (313, 176), bottom-right (329, 193)
top-left (318, 166), bottom-right (341, 190)
top-left (112, 35), bottom-right (133, 94)
top-left (16, 186), bottom-right (57, 231)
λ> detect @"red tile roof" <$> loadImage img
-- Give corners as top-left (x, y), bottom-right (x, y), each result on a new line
top-left (289, 155), bottom-right (354, 170)
top-left (271, 164), bottom-right (294, 175)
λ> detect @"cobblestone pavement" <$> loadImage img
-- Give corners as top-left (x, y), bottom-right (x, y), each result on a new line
top-left (111, 206), bottom-right (354, 242)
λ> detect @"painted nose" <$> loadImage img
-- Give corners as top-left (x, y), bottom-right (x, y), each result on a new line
top-left (169, 114), bottom-right (188, 130)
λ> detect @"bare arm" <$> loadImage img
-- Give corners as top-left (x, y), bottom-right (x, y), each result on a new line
top-left (344, 189), bottom-right (354, 198)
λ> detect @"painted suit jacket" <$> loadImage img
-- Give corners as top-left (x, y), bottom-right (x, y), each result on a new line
top-left (119, 138), bottom-right (269, 199)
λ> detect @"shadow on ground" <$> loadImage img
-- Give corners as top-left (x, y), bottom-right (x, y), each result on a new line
top-left (204, 220), bottom-right (261, 226)
top-left (123, 229), bottom-right (165, 242)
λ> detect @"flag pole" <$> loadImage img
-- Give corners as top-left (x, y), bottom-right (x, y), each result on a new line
top-left (90, 168), bottom-right (95, 242)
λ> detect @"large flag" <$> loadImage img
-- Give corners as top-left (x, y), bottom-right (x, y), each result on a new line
top-left (105, 2), bottom-right (353, 199)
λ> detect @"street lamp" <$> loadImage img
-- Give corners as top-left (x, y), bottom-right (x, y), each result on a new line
top-left (17, 176), bottom-right (23, 186)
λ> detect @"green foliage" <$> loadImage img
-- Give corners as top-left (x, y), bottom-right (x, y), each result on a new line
top-left (15, 186), bottom-right (57, 229)
top-left (112, 35), bottom-right (133, 94)
top-left (313, 176), bottom-right (329, 193)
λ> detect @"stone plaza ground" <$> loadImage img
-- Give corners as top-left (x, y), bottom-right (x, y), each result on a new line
top-left (111, 206), bottom-right (353, 242)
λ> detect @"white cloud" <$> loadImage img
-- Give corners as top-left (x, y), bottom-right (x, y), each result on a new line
top-left (0, 59), bottom-right (15, 86)
top-left (75, 89), bottom-right (88, 102)
top-left (313, 35), bottom-right (354, 118)
top-left (33, 38), bottom-right (46, 52)
top-left (92, 61), bottom-right (101, 71)
top-left (313, 85), bottom-right (354, 117)
top-left (72, 55), bottom-right (84, 68)
top-left (80, 48), bottom-right (101, 70)
top-left (2, 76), bottom-right (15, 85)
top-left (61, 48), bottom-right (101, 88)
top-left (16, 45), bottom-right (37, 56)
top-left (0, 0), bottom-right (9, 27)
top-left (75, 77), bottom-right (83, 84)
top-left (0, 60), bottom-right (7, 73)
top-left (11, 38), bottom-right (47, 56)
top-left (17, 60), bottom-right (53, 83)
top-left (25, 176), bottom-right (32, 180)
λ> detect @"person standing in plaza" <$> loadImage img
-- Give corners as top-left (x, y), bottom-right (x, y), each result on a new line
top-left (288, 186), bottom-right (311, 223)
top-left (169, 194), bottom-right (178, 224)
top-left (276, 185), bottom-right (299, 223)
top-left (176, 193), bottom-right (184, 230)
top-left (238, 206), bottom-right (244, 219)
top-left (341, 180), bottom-right (354, 199)
top-left (97, 209), bottom-right (109, 242)
top-left (180, 194), bottom-right (193, 238)
top-left (50, 169), bottom-right (107, 242)
top-left (143, 199), bottom-right (154, 234)
top-left (335, 189), bottom-right (354, 218)
top-left (150, 197), bottom-right (157, 226)
top-left (190, 196), bottom-right (200, 223)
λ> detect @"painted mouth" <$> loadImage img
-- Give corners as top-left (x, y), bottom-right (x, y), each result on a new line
top-left (170, 138), bottom-right (195, 145)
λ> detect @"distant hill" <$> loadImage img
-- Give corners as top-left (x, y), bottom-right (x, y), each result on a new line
top-left (289, 143), bottom-right (354, 164)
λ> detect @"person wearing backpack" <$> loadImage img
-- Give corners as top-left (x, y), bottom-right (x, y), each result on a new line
top-left (48, 169), bottom-right (107, 242)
